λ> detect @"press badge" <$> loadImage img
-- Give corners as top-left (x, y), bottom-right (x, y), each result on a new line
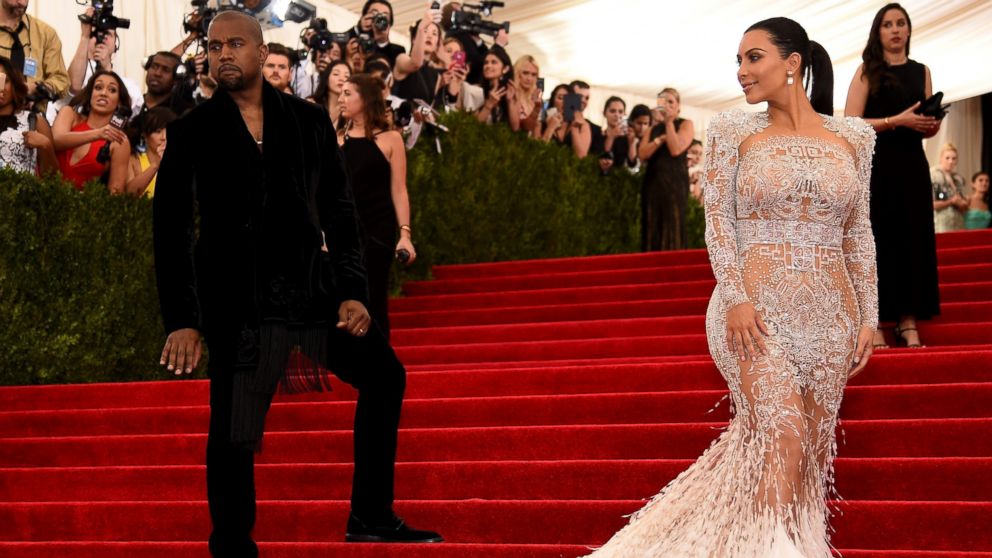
top-left (23, 58), bottom-right (37, 78)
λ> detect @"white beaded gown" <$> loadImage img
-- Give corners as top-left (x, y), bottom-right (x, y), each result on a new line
top-left (584, 110), bottom-right (878, 557)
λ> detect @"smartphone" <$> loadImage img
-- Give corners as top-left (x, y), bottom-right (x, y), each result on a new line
top-left (498, 73), bottom-right (511, 88)
top-left (563, 93), bottom-right (583, 123)
top-left (451, 50), bottom-right (466, 69)
top-left (536, 77), bottom-right (545, 92)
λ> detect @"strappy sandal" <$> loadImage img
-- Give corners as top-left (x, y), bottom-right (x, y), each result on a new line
top-left (894, 326), bottom-right (924, 348)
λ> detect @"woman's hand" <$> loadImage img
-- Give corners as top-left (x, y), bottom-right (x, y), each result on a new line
top-left (545, 112), bottom-right (563, 133)
top-left (396, 236), bottom-right (416, 266)
top-left (848, 326), bottom-right (875, 379)
top-left (98, 124), bottom-right (128, 144)
top-left (726, 302), bottom-right (768, 362)
top-left (892, 101), bottom-right (938, 133)
top-left (22, 131), bottom-right (52, 150)
top-left (485, 86), bottom-right (506, 110)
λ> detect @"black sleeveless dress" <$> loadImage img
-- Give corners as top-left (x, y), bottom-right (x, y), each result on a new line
top-left (341, 133), bottom-right (398, 338)
top-left (863, 59), bottom-right (940, 321)
top-left (642, 119), bottom-right (689, 251)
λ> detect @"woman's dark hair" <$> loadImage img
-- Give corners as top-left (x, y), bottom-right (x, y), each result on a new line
top-left (481, 46), bottom-right (513, 123)
top-left (70, 69), bottom-right (132, 117)
top-left (629, 104), bottom-right (651, 121)
top-left (141, 106), bottom-right (176, 136)
top-left (861, 3), bottom-right (911, 94)
top-left (0, 56), bottom-right (28, 110)
top-left (746, 17), bottom-right (833, 114)
top-left (548, 84), bottom-right (570, 107)
top-left (603, 95), bottom-right (626, 114)
top-left (312, 60), bottom-right (351, 107)
top-left (973, 171), bottom-right (990, 183)
top-left (346, 73), bottom-right (390, 139)
top-left (690, 138), bottom-right (702, 148)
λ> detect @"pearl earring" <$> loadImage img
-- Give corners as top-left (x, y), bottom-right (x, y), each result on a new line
top-left (787, 71), bottom-right (794, 86)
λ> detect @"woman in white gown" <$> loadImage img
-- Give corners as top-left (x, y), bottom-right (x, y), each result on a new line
top-left (584, 17), bottom-right (878, 558)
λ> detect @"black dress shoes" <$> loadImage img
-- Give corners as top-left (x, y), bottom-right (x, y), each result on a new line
top-left (345, 512), bottom-right (444, 543)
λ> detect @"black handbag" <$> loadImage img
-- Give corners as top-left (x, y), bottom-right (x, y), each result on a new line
top-left (916, 91), bottom-right (950, 119)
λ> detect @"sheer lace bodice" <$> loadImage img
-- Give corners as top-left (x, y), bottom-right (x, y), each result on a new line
top-left (584, 110), bottom-right (877, 558)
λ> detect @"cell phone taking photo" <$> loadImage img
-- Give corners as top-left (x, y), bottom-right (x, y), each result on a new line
top-left (563, 93), bottom-right (582, 123)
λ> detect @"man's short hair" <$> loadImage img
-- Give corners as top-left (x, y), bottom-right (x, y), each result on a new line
top-left (266, 42), bottom-right (294, 63)
top-left (361, 0), bottom-right (394, 24)
top-left (209, 10), bottom-right (264, 45)
top-left (569, 80), bottom-right (591, 91)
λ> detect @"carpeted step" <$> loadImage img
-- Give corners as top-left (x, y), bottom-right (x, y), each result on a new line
top-left (1, 457), bottom-right (985, 503)
top-left (2, 350), bottom-right (990, 411)
top-left (402, 263), bottom-right (992, 297)
top-left (429, 230), bottom-right (992, 280)
top-left (390, 280), bottom-right (992, 314)
top-left (3, 383), bottom-right (989, 438)
top-left (0, 499), bottom-right (988, 551)
top-left (2, 419), bottom-right (989, 468)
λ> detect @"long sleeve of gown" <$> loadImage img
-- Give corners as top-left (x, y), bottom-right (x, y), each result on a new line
top-left (153, 119), bottom-right (201, 334)
top-left (842, 118), bottom-right (879, 329)
top-left (702, 115), bottom-right (750, 309)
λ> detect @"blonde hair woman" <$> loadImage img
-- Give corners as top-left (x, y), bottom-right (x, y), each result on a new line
top-left (510, 55), bottom-right (543, 136)
top-left (930, 142), bottom-right (968, 233)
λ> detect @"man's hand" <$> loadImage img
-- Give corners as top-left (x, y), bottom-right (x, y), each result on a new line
top-left (80, 7), bottom-right (94, 37)
top-left (337, 300), bottom-right (371, 337)
top-left (495, 29), bottom-right (509, 47)
top-left (160, 328), bottom-right (202, 375)
top-left (92, 42), bottom-right (113, 70)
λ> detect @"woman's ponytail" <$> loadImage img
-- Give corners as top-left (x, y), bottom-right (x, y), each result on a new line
top-left (806, 40), bottom-right (834, 115)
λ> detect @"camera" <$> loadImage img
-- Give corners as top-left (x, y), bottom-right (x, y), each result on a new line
top-left (301, 18), bottom-right (338, 53)
top-left (356, 33), bottom-right (375, 54)
top-left (78, 0), bottom-right (131, 45)
top-left (448, 3), bottom-right (509, 37)
top-left (372, 12), bottom-right (390, 32)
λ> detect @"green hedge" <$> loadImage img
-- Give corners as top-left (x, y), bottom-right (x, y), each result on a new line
top-left (0, 114), bottom-right (703, 385)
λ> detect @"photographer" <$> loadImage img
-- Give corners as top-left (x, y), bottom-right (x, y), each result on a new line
top-left (637, 87), bottom-right (694, 251)
top-left (263, 42), bottom-right (294, 95)
top-left (542, 84), bottom-right (568, 145)
top-left (349, 0), bottom-right (406, 67)
top-left (67, 8), bottom-right (142, 116)
top-left (441, 1), bottom-right (509, 86)
top-left (568, 80), bottom-right (603, 158)
top-left (393, 3), bottom-right (443, 107)
top-left (293, 34), bottom-right (343, 100)
top-left (600, 96), bottom-right (637, 174)
top-left (475, 45), bottom-right (512, 125)
top-left (52, 69), bottom-right (131, 194)
top-left (0, 0), bottom-right (69, 103)
top-left (436, 36), bottom-right (482, 112)
top-left (0, 55), bottom-right (57, 175)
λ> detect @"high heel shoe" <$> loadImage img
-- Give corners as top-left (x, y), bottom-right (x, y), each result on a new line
top-left (894, 326), bottom-right (924, 348)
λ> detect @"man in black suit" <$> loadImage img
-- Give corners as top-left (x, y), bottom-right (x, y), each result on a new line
top-left (153, 11), bottom-right (441, 557)
top-left (570, 80), bottom-right (605, 157)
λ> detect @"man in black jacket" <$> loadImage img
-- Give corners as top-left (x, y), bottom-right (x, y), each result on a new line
top-left (153, 11), bottom-right (441, 557)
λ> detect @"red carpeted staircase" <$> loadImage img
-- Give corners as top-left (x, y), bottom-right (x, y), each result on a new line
top-left (2, 230), bottom-right (991, 557)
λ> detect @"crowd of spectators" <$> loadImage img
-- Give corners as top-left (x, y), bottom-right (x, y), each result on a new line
top-left (1, 0), bottom-right (985, 252)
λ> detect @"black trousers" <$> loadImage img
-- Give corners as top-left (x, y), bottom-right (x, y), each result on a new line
top-left (206, 324), bottom-right (406, 557)
top-left (364, 232), bottom-right (396, 340)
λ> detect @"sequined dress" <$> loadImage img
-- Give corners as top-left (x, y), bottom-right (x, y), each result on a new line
top-left (584, 110), bottom-right (878, 557)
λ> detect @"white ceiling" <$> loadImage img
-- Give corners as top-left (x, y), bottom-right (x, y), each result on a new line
top-left (332, 0), bottom-right (992, 111)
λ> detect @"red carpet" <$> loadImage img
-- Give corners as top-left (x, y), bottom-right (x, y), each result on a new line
top-left (1, 229), bottom-right (990, 557)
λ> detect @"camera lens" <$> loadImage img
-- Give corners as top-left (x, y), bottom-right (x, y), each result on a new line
top-left (373, 13), bottom-right (390, 32)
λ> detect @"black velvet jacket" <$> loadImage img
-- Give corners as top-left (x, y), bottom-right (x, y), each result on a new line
top-left (153, 82), bottom-right (369, 371)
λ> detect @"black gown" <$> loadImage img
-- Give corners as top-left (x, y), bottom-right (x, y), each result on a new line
top-left (342, 133), bottom-right (398, 338)
top-left (863, 59), bottom-right (940, 321)
top-left (642, 119), bottom-right (689, 251)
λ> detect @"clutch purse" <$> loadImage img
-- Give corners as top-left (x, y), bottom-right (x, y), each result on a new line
top-left (915, 92), bottom-right (950, 119)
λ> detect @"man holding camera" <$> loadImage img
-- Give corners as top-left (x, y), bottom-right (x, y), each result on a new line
top-left (0, 0), bottom-right (69, 102)
top-left (67, 9), bottom-right (142, 115)
top-left (348, 0), bottom-right (405, 66)
top-left (154, 11), bottom-right (443, 556)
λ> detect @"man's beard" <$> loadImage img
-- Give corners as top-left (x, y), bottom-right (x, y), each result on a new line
top-left (217, 66), bottom-right (246, 91)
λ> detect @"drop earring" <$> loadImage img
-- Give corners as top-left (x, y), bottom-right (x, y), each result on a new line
top-left (787, 71), bottom-right (794, 86)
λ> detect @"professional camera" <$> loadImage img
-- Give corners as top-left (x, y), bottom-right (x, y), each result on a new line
top-left (356, 33), bottom-right (375, 54)
top-left (372, 12), bottom-right (390, 32)
top-left (77, 0), bottom-right (131, 45)
top-left (449, 1), bottom-right (509, 37)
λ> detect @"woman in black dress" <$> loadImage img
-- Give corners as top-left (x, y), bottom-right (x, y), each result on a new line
top-left (845, 2), bottom-right (941, 348)
top-left (637, 87), bottom-right (695, 251)
top-left (339, 73), bottom-right (416, 339)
